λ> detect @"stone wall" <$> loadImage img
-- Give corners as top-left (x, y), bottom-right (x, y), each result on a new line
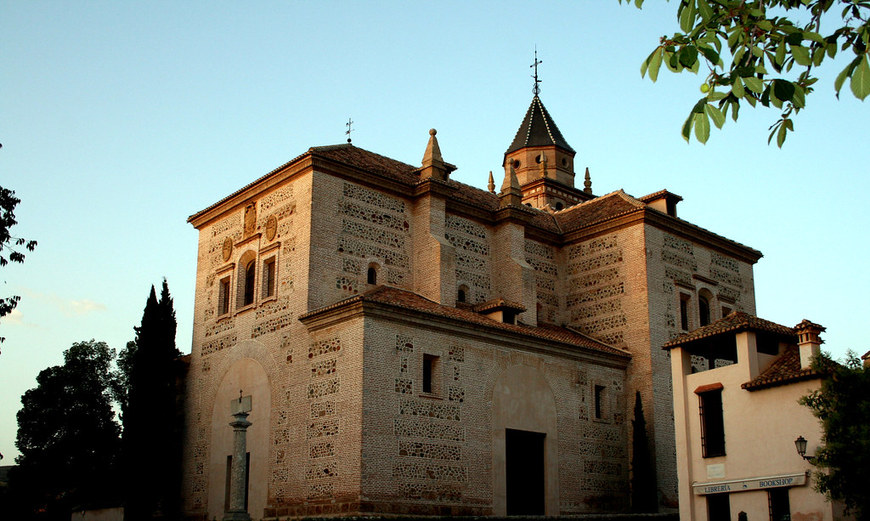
top-left (183, 172), bottom-right (313, 519)
top-left (359, 316), bottom-right (628, 516)
top-left (301, 174), bottom-right (415, 311)
top-left (643, 225), bottom-right (757, 505)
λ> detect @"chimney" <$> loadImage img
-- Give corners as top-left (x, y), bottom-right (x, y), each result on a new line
top-left (794, 319), bottom-right (825, 370)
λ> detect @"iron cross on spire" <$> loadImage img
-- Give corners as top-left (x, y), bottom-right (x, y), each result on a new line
top-left (531, 47), bottom-right (542, 96)
top-left (346, 117), bottom-right (354, 144)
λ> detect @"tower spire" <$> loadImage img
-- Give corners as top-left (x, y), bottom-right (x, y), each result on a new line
top-left (531, 46), bottom-right (542, 96)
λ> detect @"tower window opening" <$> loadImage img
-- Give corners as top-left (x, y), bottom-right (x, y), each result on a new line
top-left (680, 294), bottom-right (690, 331)
top-left (367, 264), bottom-right (379, 285)
top-left (243, 260), bottom-right (255, 306)
top-left (262, 257), bottom-right (276, 298)
top-left (699, 294), bottom-right (711, 326)
top-left (218, 277), bottom-right (231, 315)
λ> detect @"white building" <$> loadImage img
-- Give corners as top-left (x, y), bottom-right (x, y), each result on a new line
top-left (665, 314), bottom-right (852, 520)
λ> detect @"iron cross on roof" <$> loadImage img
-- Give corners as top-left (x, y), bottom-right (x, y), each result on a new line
top-left (531, 47), bottom-right (542, 96)
top-left (346, 117), bottom-right (354, 144)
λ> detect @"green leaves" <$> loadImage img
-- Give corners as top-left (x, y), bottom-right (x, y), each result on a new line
top-left (679, 45), bottom-right (698, 68)
top-left (641, 47), bottom-right (664, 82)
top-left (633, 0), bottom-right (870, 146)
top-left (679, 0), bottom-right (696, 33)
top-left (791, 45), bottom-right (812, 66)
top-left (851, 54), bottom-right (870, 100)
top-left (768, 117), bottom-right (794, 148)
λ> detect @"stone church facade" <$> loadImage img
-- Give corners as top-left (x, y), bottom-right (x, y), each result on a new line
top-left (180, 96), bottom-right (761, 518)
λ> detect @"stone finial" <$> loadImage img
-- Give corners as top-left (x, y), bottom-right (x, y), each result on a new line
top-left (419, 128), bottom-right (450, 181)
top-left (422, 128), bottom-right (443, 165)
top-left (487, 171), bottom-right (495, 194)
top-left (584, 167), bottom-right (592, 194)
top-left (499, 163), bottom-right (523, 207)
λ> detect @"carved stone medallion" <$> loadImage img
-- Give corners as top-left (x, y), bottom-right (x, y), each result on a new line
top-left (244, 203), bottom-right (256, 235)
top-left (222, 237), bottom-right (233, 262)
top-left (265, 215), bottom-right (278, 241)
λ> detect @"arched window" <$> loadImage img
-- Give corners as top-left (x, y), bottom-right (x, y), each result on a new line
top-left (367, 263), bottom-right (378, 285)
top-left (698, 294), bottom-right (711, 327)
top-left (236, 250), bottom-right (257, 309)
top-left (243, 259), bottom-right (256, 306)
top-left (457, 285), bottom-right (468, 303)
top-left (554, 202), bottom-right (564, 211)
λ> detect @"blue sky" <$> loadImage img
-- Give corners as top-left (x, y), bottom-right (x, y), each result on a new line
top-left (1, 2), bottom-right (866, 461)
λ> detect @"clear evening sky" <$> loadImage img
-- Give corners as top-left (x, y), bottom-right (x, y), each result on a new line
top-left (1, 2), bottom-right (866, 462)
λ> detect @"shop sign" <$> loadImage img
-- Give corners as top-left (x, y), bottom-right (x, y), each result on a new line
top-left (693, 472), bottom-right (807, 495)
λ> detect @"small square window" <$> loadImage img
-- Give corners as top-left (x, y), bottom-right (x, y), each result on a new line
top-left (422, 354), bottom-right (440, 395)
top-left (218, 277), bottom-right (231, 315)
top-left (262, 257), bottom-right (276, 298)
top-left (594, 384), bottom-right (606, 420)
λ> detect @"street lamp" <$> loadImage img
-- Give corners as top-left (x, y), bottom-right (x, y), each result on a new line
top-left (795, 436), bottom-right (812, 461)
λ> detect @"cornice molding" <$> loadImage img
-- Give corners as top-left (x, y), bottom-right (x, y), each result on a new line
top-left (299, 296), bottom-right (630, 369)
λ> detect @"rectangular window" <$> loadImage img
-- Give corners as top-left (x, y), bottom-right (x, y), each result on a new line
top-left (768, 488), bottom-right (791, 521)
top-left (218, 277), bottom-right (231, 315)
top-left (262, 257), bottom-right (276, 298)
top-left (699, 389), bottom-right (726, 457)
top-left (422, 354), bottom-right (439, 394)
top-left (706, 493), bottom-right (731, 521)
top-left (594, 385), bottom-right (606, 420)
top-left (680, 294), bottom-right (690, 331)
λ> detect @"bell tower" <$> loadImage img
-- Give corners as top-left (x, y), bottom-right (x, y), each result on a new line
top-left (503, 52), bottom-right (593, 210)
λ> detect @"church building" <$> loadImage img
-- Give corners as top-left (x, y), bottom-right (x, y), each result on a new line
top-left (180, 93), bottom-right (762, 518)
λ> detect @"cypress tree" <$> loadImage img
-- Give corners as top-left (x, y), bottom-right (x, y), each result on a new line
top-left (122, 280), bottom-right (181, 521)
top-left (631, 391), bottom-right (658, 512)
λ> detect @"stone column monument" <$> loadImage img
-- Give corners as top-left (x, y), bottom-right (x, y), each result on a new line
top-left (224, 392), bottom-right (252, 521)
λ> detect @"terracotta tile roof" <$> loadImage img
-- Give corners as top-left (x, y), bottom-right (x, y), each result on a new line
top-left (445, 179), bottom-right (499, 211)
top-left (528, 210), bottom-right (562, 233)
top-left (310, 144), bottom-right (419, 184)
top-left (506, 96), bottom-right (575, 155)
top-left (554, 190), bottom-right (644, 233)
top-left (741, 345), bottom-right (824, 391)
top-left (794, 319), bottom-right (826, 333)
top-left (639, 189), bottom-right (683, 204)
top-left (663, 311), bottom-right (796, 349)
top-left (473, 298), bottom-right (526, 313)
top-left (303, 286), bottom-right (629, 358)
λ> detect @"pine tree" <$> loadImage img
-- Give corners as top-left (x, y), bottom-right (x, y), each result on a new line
top-left (631, 391), bottom-right (658, 512)
top-left (121, 280), bottom-right (182, 521)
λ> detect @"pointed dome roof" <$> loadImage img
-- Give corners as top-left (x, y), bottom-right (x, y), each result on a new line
top-left (505, 96), bottom-right (575, 155)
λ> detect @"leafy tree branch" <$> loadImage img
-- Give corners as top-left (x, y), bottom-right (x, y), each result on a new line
top-left (624, 0), bottom-right (870, 146)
